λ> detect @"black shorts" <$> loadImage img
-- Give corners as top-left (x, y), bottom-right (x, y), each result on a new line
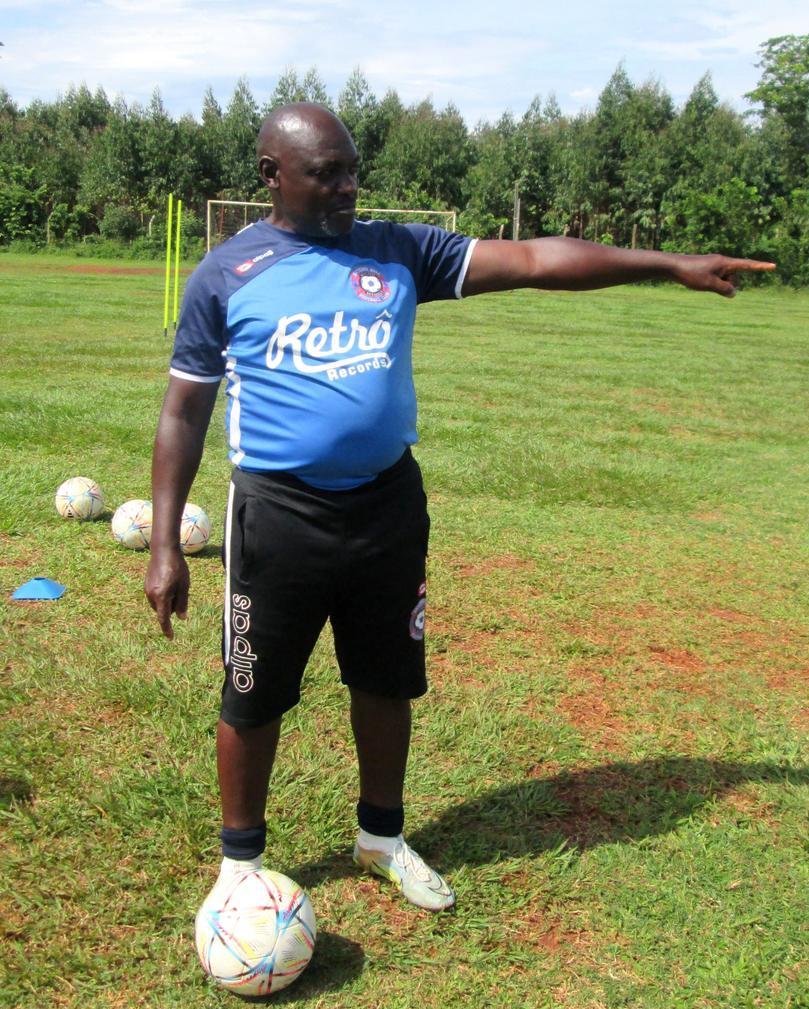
top-left (221, 450), bottom-right (430, 727)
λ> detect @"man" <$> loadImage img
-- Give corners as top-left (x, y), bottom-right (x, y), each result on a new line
top-left (145, 103), bottom-right (773, 913)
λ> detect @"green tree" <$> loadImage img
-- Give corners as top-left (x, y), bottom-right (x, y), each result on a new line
top-left (462, 112), bottom-right (519, 237)
top-left (220, 78), bottom-right (261, 198)
top-left (514, 96), bottom-right (562, 238)
top-left (266, 67), bottom-right (330, 111)
top-left (746, 35), bottom-right (809, 189)
top-left (140, 90), bottom-right (180, 208)
top-left (0, 163), bottom-right (47, 240)
top-left (337, 68), bottom-right (394, 181)
top-left (79, 97), bottom-right (144, 220)
top-left (662, 76), bottom-right (764, 256)
top-left (197, 87), bottom-right (226, 198)
top-left (663, 177), bottom-right (768, 256)
top-left (369, 99), bottom-right (470, 208)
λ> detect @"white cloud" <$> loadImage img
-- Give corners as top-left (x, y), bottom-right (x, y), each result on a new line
top-left (638, 2), bottom-right (809, 62)
top-left (1, 0), bottom-right (806, 122)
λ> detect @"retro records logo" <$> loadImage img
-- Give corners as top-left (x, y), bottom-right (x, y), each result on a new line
top-left (350, 265), bottom-right (391, 303)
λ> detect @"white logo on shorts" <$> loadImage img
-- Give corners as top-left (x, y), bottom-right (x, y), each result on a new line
top-left (230, 593), bottom-right (257, 693)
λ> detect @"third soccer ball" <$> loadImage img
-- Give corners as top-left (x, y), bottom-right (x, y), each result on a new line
top-left (111, 499), bottom-right (153, 550)
top-left (195, 869), bottom-right (317, 996)
top-left (180, 502), bottom-right (210, 554)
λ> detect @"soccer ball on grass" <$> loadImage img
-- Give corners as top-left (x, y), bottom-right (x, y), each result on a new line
top-left (195, 868), bottom-right (316, 996)
top-left (180, 502), bottom-right (211, 555)
top-left (111, 499), bottom-right (153, 550)
top-left (54, 477), bottom-right (105, 520)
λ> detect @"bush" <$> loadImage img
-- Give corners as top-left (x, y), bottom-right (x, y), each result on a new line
top-left (99, 205), bottom-right (140, 242)
top-left (0, 165), bottom-right (47, 242)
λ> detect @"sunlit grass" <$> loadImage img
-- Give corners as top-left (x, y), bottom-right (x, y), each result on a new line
top-left (1, 252), bottom-right (808, 1008)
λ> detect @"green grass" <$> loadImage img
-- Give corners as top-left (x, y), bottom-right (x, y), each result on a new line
top-left (1, 252), bottom-right (809, 1008)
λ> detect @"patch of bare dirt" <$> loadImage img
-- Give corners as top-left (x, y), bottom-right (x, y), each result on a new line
top-left (767, 666), bottom-right (809, 690)
top-left (451, 553), bottom-right (534, 579)
top-left (556, 663), bottom-right (631, 754)
top-left (721, 788), bottom-right (779, 828)
top-left (709, 608), bottom-right (751, 623)
top-left (66, 264), bottom-right (170, 275)
top-left (512, 912), bottom-right (590, 955)
top-left (648, 646), bottom-right (706, 673)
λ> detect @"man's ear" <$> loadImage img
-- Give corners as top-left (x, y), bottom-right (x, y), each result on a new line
top-left (259, 155), bottom-right (280, 190)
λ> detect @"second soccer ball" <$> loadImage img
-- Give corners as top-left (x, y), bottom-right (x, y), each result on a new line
top-left (180, 502), bottom-right (211, 555)
top-left (111, 499), bottom-right (153, 550)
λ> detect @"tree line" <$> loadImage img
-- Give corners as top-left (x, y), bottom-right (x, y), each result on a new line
top-left (0, 36), bottom-right (807, 283)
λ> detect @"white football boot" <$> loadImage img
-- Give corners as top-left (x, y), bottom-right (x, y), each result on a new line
top-left (353, 835), bottom-right (455, 912)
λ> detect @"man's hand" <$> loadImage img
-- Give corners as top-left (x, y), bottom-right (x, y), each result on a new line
top-left (144, 546), bottom-right (190, 640)
top-left (668, 254), bottom-right (776, 298)
top-left (145, 375), bottom-right (219, 639)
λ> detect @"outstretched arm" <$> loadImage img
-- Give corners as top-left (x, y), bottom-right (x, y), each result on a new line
top-left (144, 376), bottom-right (219, 639)
top-left (462, 237), bottom-right (775, 298)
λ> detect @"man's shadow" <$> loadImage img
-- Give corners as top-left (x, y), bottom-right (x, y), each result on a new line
top-left (289, 757), bottom-right (808, 888)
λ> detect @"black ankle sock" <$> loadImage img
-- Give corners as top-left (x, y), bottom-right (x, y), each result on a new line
top-left (357, 800), bottom-right (404, 837)
top-left (220, 822), bottom-right (267, 860)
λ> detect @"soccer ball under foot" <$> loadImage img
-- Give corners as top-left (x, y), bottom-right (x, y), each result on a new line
top-left (195, 868), bottom-right (316, 996)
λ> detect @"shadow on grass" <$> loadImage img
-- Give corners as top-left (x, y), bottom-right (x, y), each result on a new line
top-left (187, 542), bottom-right (221, 560)
top-left (290, 757), bottom-right (808, 886)
top-left (0, 773), bottom-right (32, 809)
top-left (233, 932), bottom-right (364, 1002)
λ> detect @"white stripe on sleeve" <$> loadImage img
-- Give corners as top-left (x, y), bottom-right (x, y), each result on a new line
top-left (169, 368), bottom-right (223, 384)
top-left (454, 238), bottom-right (479, 300)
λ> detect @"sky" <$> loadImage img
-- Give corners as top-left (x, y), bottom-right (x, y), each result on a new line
top-left (1, 0), bottom-right (808, 124)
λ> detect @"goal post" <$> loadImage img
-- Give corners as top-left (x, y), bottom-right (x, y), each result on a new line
top-left (206, 200), bottom-right (272, 251)
top-left (206, 200), bottom-right (457, 250)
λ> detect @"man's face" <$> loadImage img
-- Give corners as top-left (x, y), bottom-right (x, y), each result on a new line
top-left (263, 124), bottom-right (359, 238)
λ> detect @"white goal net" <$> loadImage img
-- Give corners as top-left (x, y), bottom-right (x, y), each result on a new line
top-left (207, 200), bottom-right (457, 250)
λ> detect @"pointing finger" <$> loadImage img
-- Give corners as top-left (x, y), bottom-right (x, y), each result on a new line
top-left (725, 259), bottom-right (776, 273)
top-left (155, 597), bottom-right (175, 639)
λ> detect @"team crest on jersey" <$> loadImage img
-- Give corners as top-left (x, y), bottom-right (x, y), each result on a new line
top-left (350, 266), bottom-right (391, 303)
top-left (409, 582), bottom-right (427, 641)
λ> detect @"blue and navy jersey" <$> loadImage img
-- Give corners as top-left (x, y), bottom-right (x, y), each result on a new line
top-left (170, 219), bottom-right (476, 489)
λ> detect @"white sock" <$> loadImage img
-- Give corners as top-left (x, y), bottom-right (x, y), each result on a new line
top-left (218, 854), bottom-right (263, 879)
top-left (357, 829), bottom-right (403, 855)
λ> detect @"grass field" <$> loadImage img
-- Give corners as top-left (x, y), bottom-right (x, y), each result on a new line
top-left (1, 251), bottom-right (809, 1008)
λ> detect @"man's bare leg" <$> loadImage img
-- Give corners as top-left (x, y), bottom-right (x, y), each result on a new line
top-left (349, 688), bottom-right (454, 911)
top-left (217, 717), bottom-right (281, 828)
top-left (349, 688), bottom-right (410, 807)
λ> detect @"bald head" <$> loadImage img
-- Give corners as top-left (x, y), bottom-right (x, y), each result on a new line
top-left (256, 103), bottom-right (359, 238)
top-left (257, 103), bottom-right (353, 162)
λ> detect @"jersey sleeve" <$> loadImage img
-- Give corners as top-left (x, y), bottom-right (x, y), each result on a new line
top-left (405, 224), bottom-right (477, 303)
top-left (169, 255), bottom-right (228, 383)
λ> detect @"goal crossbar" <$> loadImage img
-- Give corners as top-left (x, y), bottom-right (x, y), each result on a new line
top-left (207, 200), bottom-right (456, 250)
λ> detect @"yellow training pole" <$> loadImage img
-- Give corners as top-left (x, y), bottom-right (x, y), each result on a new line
top-left (163, 193), bottom-right (174, 337)
top-left (173, 199), bottom-right (182, 331)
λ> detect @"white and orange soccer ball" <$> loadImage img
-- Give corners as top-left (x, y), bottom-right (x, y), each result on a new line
top-left (54, 477), bottom-right (105, 520)
top-left (195, 869), bottom-right (317, 996)
top-left (179, 502), bottom-right (211, 555)
top-left (111, 499), bottom-right (153, 550)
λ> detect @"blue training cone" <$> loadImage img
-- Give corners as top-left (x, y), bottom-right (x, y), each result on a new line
top-left (12, 577), bottom-right (66, 600)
